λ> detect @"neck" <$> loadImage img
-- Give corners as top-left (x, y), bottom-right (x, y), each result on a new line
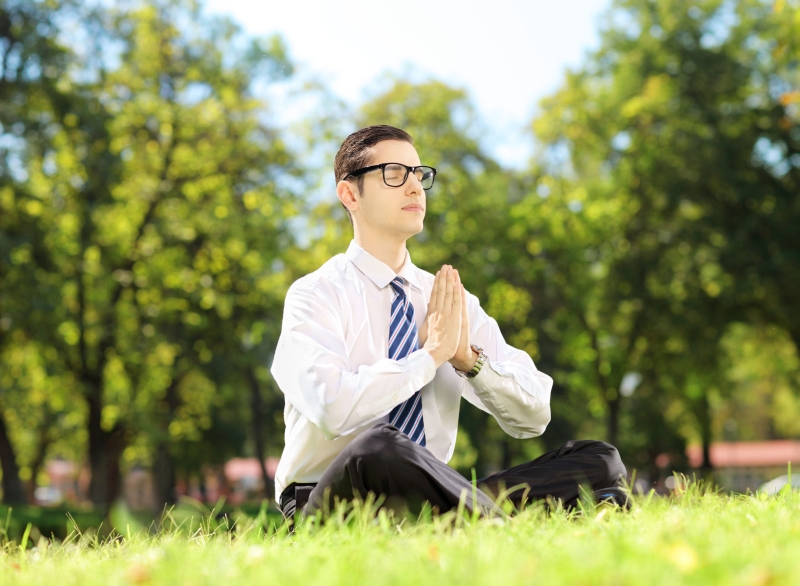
top-left (353, 225), bottom-right (408, 274)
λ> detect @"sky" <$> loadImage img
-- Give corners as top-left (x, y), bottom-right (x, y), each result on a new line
top-left (203, 0), bottom-right (612, 168)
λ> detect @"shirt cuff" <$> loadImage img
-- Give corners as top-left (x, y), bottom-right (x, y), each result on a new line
top-left (411, 348), bottom-right (437, 384)
top-left (467, 358), bottom-right (502, 392)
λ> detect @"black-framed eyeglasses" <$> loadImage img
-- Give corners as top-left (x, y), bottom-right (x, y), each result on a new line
top-left (345, 162), bottom-right (437, 190)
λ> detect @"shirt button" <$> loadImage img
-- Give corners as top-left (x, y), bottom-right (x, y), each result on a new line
top-left (392, 394), bottom-right (398, 401)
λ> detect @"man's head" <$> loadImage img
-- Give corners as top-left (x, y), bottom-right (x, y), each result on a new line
top-left (335, 125), bottom-right (433, 242)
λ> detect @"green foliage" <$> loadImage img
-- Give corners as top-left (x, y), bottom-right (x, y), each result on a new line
top-left (526, 0), bottom-right (800, 472)
top-left (1, 0), bottom-right (298, 505)
top-left (719, 323), bottom-right (800, 440)
top-left (2, 0), bottom-right (800, 506)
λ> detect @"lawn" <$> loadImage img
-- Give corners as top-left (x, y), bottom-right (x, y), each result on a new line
top-left (1, 481), bottom-right (798, 586)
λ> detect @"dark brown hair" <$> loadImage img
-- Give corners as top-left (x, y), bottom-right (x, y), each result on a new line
top-left (334, 125), bottom-right (413, 221)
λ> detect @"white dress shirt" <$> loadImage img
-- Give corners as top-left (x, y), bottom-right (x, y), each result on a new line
top-left (270, 241), bottom-right (553, 496)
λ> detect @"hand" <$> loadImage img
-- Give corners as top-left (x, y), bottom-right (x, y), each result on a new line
top-left (420, 265), bottom-right (462, 368)
top-left (448, 269), bottom-right (478, 373)
top-left (418, 266), bottom-right (462, 348)
top-left (417, 267), bottom-right (447, 347)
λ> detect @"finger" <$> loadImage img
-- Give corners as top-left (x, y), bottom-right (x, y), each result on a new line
top-left (449, 268), bottom-right (460, 318)
top-left (454, 270), bottom-right (466, 320)
top-left (436, 265), bottom-right (449, 311)
top-left (443, 266), bottom-right (455, 314)
top-left (429, 269), bottom-right (441, 309)
top-left (457, 272), bottom-right (467, 322)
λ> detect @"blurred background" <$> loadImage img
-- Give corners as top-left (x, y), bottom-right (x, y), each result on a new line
top-left (1, 0), bottom-right (799, 527)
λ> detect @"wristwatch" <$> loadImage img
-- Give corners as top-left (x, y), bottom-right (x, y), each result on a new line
top-left (454, 344), bottom-right (488, 379)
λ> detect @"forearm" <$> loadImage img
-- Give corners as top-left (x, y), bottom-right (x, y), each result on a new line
top-left (273, 337), bottom-right (437, 439)
top-left (466, 359), bottom-right (552, 439)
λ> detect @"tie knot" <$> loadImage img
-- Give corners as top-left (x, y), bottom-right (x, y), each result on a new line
top-left (389, 277), bottom-right (406, 297)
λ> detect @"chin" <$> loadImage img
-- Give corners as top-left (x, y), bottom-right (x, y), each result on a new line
top-left (405, 220), bottom-right (424, 237)
top-left (383, 216), bottom-right (424, 239)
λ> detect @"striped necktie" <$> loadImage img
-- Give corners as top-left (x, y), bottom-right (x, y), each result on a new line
top-left (387, 277), bottom-right (426, 446)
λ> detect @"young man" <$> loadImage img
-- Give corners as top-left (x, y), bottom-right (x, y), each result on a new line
top-left (271, 125), bottom-right (628, 521)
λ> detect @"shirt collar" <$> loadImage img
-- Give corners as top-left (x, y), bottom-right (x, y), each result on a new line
top-left (345, 240), bottom-right (423, 292)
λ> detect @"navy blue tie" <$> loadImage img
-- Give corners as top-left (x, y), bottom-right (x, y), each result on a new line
top-left (388, 277), bottom-right (426, 446)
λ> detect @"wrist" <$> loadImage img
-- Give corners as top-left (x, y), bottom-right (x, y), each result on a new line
top-left (423, 345), bottom-right (449, 369)
top-left (450, 349), bottom-right (479, 373)
top-left (453, 345), bottom-right (487, 379)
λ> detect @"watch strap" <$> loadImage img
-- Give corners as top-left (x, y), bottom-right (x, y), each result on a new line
top-left (455, 344), bottom-right (487, 379)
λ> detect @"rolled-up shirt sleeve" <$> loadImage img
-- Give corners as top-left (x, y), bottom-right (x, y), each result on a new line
top-left (271, 281), bottom-right (436, 440)
top-left (460, 292), bottom-right (552, 439)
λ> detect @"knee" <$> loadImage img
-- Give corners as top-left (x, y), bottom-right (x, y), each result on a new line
top-left (340, 424), bottom-right (415, 494)
top-left (344, 423), bottom-right (406, 468)
top-left (592, 441), bottom-right (627, 487)
top-left (566, 439), bottom-right (627, 487)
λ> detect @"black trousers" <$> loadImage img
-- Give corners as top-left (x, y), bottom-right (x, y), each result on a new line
top-left (279, 423), bottom-right (626, 521)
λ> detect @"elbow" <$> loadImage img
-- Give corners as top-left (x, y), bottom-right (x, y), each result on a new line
top-left (504, 405), bottom-right (551, 439)
top-left (316, 413), bottom-right (344, 441)
top-left (314, 405), bottom-right (351, 441)
top-left (301, 381), bottom-right (350, 440)
top-left (529, 405), bottom-right (551, 437)
top-left (508, 423), bottom-right (549, 440)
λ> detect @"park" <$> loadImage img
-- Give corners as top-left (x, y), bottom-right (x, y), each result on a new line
top-left (1, 0), bottom-right (799, 583)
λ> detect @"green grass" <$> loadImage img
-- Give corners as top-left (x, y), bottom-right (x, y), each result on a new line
top-left (1, 481), bottom-right (799, 586)
top-left (0, 500), bottom-right (284, 543)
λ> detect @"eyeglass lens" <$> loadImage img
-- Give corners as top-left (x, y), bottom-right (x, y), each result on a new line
top-left (382, 164), bottom-right (435, 189)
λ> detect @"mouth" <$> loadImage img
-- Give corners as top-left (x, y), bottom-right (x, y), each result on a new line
top-left (402, 204), bottom-right (424, 212)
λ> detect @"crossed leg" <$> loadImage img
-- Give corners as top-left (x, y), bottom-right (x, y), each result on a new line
top-left (300, 423), bottom-right (627, 519)
top-left (477, 439), bottom-right (627, 509)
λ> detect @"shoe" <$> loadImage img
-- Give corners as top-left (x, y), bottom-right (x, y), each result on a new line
top-left (592, 487), bottom-right (631, 510)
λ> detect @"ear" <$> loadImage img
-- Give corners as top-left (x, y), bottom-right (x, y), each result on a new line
top-left (337, 180), bottom-right (359, 214)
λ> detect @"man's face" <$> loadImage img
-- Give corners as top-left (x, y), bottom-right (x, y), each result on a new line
top-left (348, 140), bottom-right (427, 239)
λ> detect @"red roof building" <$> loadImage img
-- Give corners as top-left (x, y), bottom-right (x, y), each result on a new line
top-left (685, 440), bottom-right (800, 493)
top-left (686, 440), bottom-right (800, 468)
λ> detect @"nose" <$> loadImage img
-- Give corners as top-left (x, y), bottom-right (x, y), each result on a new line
top-left (405, 172), bottom-right (423, 195)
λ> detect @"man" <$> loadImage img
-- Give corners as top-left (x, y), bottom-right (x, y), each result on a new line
top-left (271, 125), bottom-right (628, 522)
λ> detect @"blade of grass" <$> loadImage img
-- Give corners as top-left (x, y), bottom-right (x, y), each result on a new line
top-left (19, 522), bottom-right (32, 562)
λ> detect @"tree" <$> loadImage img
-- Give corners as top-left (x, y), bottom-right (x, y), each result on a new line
top-left (3, 0), bottom-right (298, 508)
top-left (529, 0), bottom-right (800, 475)
top-left (1, 0), bottom-right (75, 504)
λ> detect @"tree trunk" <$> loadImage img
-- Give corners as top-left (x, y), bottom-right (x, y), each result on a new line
top-left (151, 442), bottom-right (175, 515)
top-left (87, 392), bottom-right (126, 509)
top-left (698, 394), bottom-right (714, 481)
top-left (152, 375), bottom-right (181, 511)
top-left (25, 411), bottom-right (56, 501)
top-left (87, 430), bottom-right (125, 509)
top-left (247, 368), bottom-right (272, 499)
top-left (0, 409), bottom-right (26, 505)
